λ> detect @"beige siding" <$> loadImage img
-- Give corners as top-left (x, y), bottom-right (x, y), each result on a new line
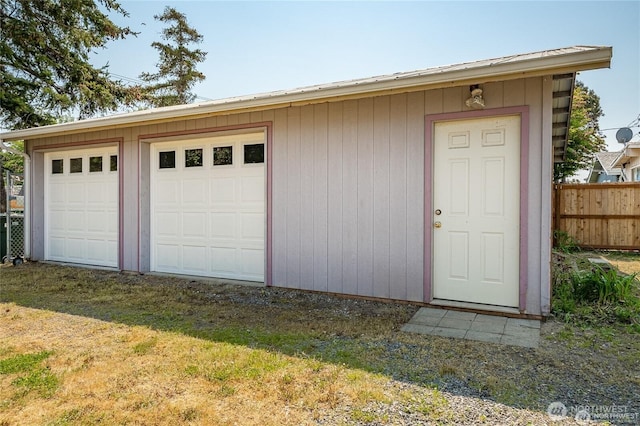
top-left (26, 77), bottom-right (551, 312)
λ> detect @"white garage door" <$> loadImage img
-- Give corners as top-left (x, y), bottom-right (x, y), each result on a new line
top-left (150, 132), bottom-right (265, 281)
top-left (45, 147), bottom-right (119, 267)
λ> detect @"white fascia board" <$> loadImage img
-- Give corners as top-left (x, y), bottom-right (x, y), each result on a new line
top-left (0, 46), bottom-right (612, 142)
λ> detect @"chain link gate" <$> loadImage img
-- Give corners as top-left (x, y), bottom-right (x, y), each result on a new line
top-left (2, 169), bottom-right (25, 265)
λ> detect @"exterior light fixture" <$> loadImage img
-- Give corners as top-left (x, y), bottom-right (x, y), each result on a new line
top-left (465, 85), bottom-right (485, 109)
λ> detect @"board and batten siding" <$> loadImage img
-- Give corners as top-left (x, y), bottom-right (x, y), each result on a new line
top-left (26, 77), bottom-right (550, 313)
top-left (269, 93), bottom-right (426, 301)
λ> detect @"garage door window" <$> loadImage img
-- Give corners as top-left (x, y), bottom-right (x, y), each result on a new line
top-left (185, 148), bottom-right (203, 168)
top-left (213, 146), bottom-right (233, 166)
top-left (110, 155), bottom-right (118, 172)
top-left (244, 143), bottom-right (264, 164)
top-left (159, 151), bottom-right (176, 169)
top-left (70, 158), bottom-right (83, 173)
top-left (90, 156), bottom-right (103, 172)
top-left (52, 159), bottom-right (63, 174)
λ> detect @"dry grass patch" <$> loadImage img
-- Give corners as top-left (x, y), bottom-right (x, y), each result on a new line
top-left (2, 262), bottom-right (639, 425)
top-left (0, 303), bottom-right (391, 425)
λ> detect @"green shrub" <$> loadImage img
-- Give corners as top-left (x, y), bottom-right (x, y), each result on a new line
top-left (574, 267), bottom-right (636, 304)
top-left (552, 266), bottom-right (640, 327)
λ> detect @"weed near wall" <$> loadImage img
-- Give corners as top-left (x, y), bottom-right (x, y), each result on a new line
top-left (552, 261), bottom-right (640, 329)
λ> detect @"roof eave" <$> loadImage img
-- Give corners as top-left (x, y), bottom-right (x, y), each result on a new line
top-left (0, 46), bottom-right (612, 142)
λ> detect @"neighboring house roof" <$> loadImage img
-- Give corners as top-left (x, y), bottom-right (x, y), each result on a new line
top-left (587, 151), bottom-right (623, 182)
top-left (0, 45), bottom-right (612, 161)
top-left (612, 142), bottom-right (640, 168)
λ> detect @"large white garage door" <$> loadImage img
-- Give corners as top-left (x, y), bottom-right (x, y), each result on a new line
top-left (150, 132), bottom-right (265, 281)
top-left (45, 147), bottom-right (119, 267)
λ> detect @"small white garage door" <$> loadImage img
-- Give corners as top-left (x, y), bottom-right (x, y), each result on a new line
top-left (44, 147), bottom-right (119, 267)
top-left (150, 132), bottom-right (265, 281)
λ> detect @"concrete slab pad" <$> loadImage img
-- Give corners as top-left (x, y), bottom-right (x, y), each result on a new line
top-left (402, 308), bottom-right (541, 348)
top-left (469, 321), bottom-right (506, 334)
top-left (430, 327), bottom-right (468, 339)
top-left (401, 323), bottom-right (434, 335)
top-left (409, 315), bottom-right (442, 327)
top-left (465, 330), bottom-right (503, 344)
top-left (502, 328), bottom-right (540, 339)
top-left (473, 315), bottom-right (508, 325)
top-left (438, 318), bottom-right (473, 330)
top-left (443, 310), bottom-right (477, 320)
top-left (414, 307), bottom-right (447, 318)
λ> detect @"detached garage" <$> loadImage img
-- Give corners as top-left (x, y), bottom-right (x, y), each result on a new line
top-left (0, 46), bottom-right (612, 317)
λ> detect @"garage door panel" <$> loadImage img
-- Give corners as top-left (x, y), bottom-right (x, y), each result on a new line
top-left (106, 242), bottom-right (118, 264)
top-left (49, 210), bottom-right (66, 231)
top-left (182, 245), bottom-right (208, 272)
top-left (49, 238), bottom-right (65, 258)
top-left (210, 247), bottom-right (237, 273)
top-left (241, 213), bottom-right (264, 239)
top-left (86, 182), bottom-right (109, 204)
top-left (107, 212), bottom-right (118, 233)
top-left (87, 210), bottom-right (109, 232)
top-left (209, 178), bottom-right (235, 203)
top-left (151, 134), bottom-right (265, 281)
top-left (183, 212), bottom-right (207, 238)
top-left (67, 182), bottom-right (86, 203)
top-left (87, 240), bottom-right (109, 262)
top-left (182, 179), bottom-right (207, 204)
top-left (156, 244), bottom-right (180, 269)
top-left (49, 183), bottom-right (66, 204)
top-left (240, 249), bottom-right (264, 275)
top-left (45, 148), bottom-right (118, 268)
top-left (66, 210), bottom-right (85, 231)
top-left (107, 184), bottom-right (118, 204)
top-left (66, 238), bottom-right (86, 260)
top-left (210, 213), bottom-right (236, 238)
top-left (240, 176), bottom-right (264, 203)
top-left (155, 212), bottom-right (180, 237)
top-left (156, 180), bottom-right (179, 204)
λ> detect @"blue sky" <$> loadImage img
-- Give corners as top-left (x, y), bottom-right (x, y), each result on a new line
top-left (96, 0), bottom-right (639, 151)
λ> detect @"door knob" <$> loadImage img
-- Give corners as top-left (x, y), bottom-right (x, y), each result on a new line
top-left (434, 221), bottom-right (442, 228)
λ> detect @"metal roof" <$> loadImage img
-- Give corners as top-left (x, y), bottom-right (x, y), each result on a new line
top-left (0, 45), bottom-right (612, 162)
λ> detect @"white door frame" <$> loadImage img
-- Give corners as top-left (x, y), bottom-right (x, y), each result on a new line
top-left (424, 107), bottom-right (529, 312)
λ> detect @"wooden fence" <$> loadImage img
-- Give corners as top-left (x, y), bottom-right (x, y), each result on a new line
top-left (553, 183), bottom-right (640, 250)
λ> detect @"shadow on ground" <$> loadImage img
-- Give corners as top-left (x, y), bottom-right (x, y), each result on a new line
top-left (2, 262), bottom-right (638, 420)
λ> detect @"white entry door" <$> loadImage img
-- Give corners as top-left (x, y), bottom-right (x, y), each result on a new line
top-left (150, 132), bottom-right (265, 281)
top-left (44, 147), bottom-right (119, 267)
top-left (432, 115), bottom-right (520, 307)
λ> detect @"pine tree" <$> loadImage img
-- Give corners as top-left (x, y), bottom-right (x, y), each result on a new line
top-left (0, 0), bottom-right (143, 129)
top-left (139, 7), bottom-right (207, 107)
